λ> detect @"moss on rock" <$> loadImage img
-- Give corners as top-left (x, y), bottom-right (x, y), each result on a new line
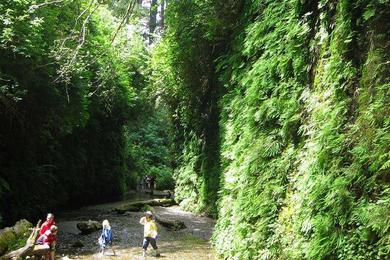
top-left (0, 219), bottom-right (32, 256)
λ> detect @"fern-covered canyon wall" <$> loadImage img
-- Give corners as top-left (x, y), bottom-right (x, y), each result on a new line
top-left (151, 0), bottom-right (243, 216)
top-left (153, 0), bottom-right (390, 258)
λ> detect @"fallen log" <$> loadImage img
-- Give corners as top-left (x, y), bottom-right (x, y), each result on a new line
top-left (0, 220), bottom-right (45, 260)
top-left (113, 198), bottom-right (176, 214)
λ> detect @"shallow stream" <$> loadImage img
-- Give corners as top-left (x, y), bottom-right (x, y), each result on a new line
top-left (56, 193), bottom-right (216, 259)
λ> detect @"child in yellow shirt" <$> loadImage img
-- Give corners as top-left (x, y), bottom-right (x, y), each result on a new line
top-left (140, 211), bottom-right (160, 257)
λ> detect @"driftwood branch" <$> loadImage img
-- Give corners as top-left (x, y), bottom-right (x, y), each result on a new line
top-left (0, 220), bottom-right (43, 260)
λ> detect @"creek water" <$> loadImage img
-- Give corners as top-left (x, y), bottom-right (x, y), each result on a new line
top-left (55, 192), bottom-right (216, 259)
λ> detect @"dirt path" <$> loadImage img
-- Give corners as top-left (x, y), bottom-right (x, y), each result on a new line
top-left (56, 195), bottom-right (216, 259)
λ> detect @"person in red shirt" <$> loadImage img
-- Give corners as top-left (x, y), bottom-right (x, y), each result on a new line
top-left (36, 225), bottom-right (58, 260)
top-left (39, 213), bottom-right (56, 236)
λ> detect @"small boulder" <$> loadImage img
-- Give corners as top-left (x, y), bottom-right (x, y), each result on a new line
top-left (155, 217), bottom-right (186, 231)
top-left (76, 220), bottom-right (101, 235)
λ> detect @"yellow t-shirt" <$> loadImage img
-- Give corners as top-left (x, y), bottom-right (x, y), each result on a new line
top-left (140, 217), bottom-right (158, 238)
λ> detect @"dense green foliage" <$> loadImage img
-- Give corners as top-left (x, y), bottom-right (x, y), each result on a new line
top-left (151, 0), bottom-right (390, 258)
top-left (0, 0), bottom-right (173, 226)
top-left (150, 0), bottom-right (242, 216)
top-left (1, 0), bottom-right (389, 258)
top-left (127, 104), bottom-right (175, 190)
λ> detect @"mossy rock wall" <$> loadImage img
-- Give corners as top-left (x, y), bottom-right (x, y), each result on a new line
top-left (152, 0), bottom-right (390, 259)
top-left (212, 0), bottom-right (390, 259)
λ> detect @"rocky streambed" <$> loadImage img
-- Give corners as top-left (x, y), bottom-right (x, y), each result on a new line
top-left (56, 193), bottom-right (216, 259)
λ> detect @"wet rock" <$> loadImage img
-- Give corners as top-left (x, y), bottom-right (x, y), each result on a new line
top-left (114, 204), bottom-right (143, 214)
top-left (72, 240), bottom-right (84, 248)
top-left (76, 220), bottom-right (101, 235)
top-left (155, 217), bottom-right (186, 231)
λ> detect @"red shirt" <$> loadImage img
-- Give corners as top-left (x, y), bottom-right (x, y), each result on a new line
top-left (37, 230), bottom-right (57, 246)
top-left (43, 231), bottom-right (57, 245)
top-left (39, 220), bottom-right (56, 236)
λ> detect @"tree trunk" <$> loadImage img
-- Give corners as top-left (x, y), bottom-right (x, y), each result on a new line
top-left (160, 0), bottom-right (165, 29)
top-left (149, 0), bottom-right (158, 44)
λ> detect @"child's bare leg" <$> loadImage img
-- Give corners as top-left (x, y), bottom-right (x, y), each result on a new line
top-left (111, 244), bottom-right (116, 256)
top-left (50, 250), bottom-right (55, 260)
top-left (44, 252), bottom-right (50, 260)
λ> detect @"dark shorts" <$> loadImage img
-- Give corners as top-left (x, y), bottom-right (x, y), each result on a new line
top-left (142, 237), bottom-right (158, 250)
top-left (100, 241), bottom-right (112, 249)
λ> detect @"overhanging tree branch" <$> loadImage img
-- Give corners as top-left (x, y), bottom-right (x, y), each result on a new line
top-left (110, 0), bottom-right (137, 44)
top-left (28, 0), bottom-right (64, 13)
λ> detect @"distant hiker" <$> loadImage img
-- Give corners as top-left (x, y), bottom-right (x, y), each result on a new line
top-left (141, 176), bottom-right (148, 191)
top-left (146, 175), bottom-right (156, 194)
top-left (140, 211), bottom-right (160, 257)
top-left (165, 190), bottom-right (173, 199)
top-left (39, 213), bottom-right (56, 236)
top-left (146, 175), bottom-right (151, 189)
top-left (98, 219), bottom-right (115, 256)
top-left (36, 225), bottom-right (58, 260)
